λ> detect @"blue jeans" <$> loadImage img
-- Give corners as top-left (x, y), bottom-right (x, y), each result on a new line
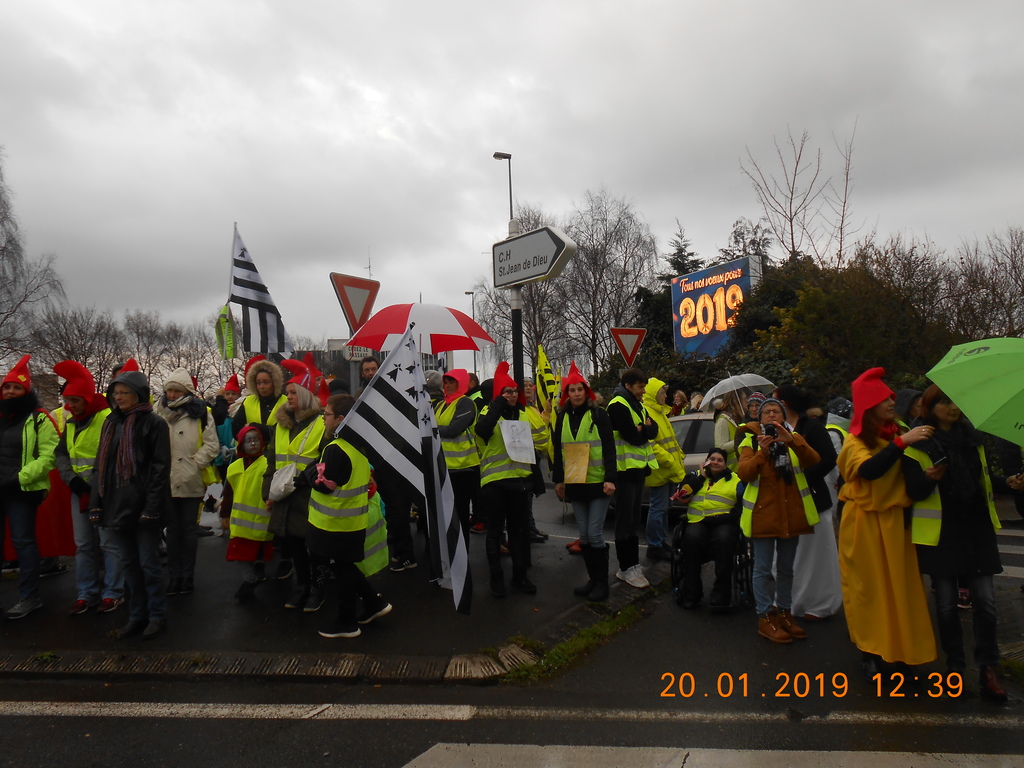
top-left (106, 526), bottom-right (166, 623)
top-left (646, 483), bottom-right (672, 548)
top-left (572, 496), bottom-right (610, 548)
top-left (71, 494), bottom-right (125, 602)
top-left (0, 490), bottom-right (43, 600)
top-left (752, 536), bottom-right (799, 616)
top-left (932, 573), bottom-right (999, 670)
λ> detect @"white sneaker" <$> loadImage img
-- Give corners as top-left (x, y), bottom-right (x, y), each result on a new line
top-left (624, 564), bottom-right (649, 589)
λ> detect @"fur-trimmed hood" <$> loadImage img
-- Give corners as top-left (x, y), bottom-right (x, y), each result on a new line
top-left (245, 359), bottom-right (284, 399)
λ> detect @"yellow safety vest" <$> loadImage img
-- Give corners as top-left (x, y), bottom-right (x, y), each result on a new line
top-left (357, 493), bottom-right (389, 577)
top-left (687, 474), bottom-right (742, 523)
top-left (307, 438), bottom-right (371, 533)
top-left (65, 408), bottom-right (111, 482)
top-left (18, 411), bottom-right (59, 492)
top-left (905, 444), bottom-right (1000, 546)
top-left (645, 402), bottom-right (686, 487)
top-left (526, 405), bottom-right (551, 460)
top-left (227, 455), bottom-right (272, 541)
top-left (435, 397), bottom-right (480, 470)
top-left (478, 406), bottom-right (532, 487)
top-left (607, 394), bottom-right (657, 473)
top-left (560, 408), bottom-right (605, 485)
top-left (243, 394), bottom-right (287, 426)
top-left (737, 434), bottom-right (819, 537)
top-left (273, 418), bottom-right (325, 472)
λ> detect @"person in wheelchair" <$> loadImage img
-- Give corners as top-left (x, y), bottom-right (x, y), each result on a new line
top-left (674, 448), bottom-right (743, 611)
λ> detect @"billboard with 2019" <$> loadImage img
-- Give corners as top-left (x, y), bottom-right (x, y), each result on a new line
top-left (671, 257), bottom-right (755, 356)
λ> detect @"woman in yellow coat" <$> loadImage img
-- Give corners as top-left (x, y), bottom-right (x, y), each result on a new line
top-left (838, 367), bottom-right (937, 680)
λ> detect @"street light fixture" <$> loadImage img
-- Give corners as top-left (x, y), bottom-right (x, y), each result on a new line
top-left (492, 151), bottom-right (514, 223)
top-left (464, 290), bottom-right (476, 375)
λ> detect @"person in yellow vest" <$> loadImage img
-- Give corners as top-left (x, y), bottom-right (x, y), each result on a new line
top-left (53, 360), bottom-right (124, 615)
top-left (737, 397), bottom-right (820, 644)
top-left (642, 377), bottom-right (686, 561)
top-left (154, 368), bottom-right (219, 597)
top-left (903, 385), bottom-right (1024, 701)
top-left (263, 359), bottom-right (325, 611)
top-left (606, 368), bottom-right (659, 589)
top-left (522, 379), bottom-right (551, 543)
top-left (222, 424), bottom-right (274, 601)
top-left (837, 367), bottom-right (937, 681)
top-left (714, 389), bottom-right (748, 471)
top-left (1, 355), bottom-right (59, 620)
top-left (552, 363), bottom-right (616, 602)
top-left (435, 369), bottom-right (480, 541)
top-left (475, 362), bottom-right (545, 598)
top-left (306, 393), bottom-right (392, 638)
top-left (231, 356), bottom-right (287, 437)
top-left (675, 447), bottom-right (743, 611)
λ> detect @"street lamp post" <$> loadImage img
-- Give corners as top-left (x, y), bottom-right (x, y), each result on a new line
top-left (464, 290), bottom-right (476, 375)
top-left (493, 150), bottom-right (525, 391)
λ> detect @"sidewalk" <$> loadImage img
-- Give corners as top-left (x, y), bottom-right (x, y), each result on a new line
top-left (0, 490), bottom-right (669, 684)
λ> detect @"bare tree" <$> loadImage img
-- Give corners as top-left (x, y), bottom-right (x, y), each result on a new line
top-left (122, 309), bottom-right (169, 379)
top-left (952, 227), bottom-right (1024, 339)
top-left (0, 147), bottom-right (65, 364)
top-left (559, 188), bottom-right (660, 373)
top-left (30, 306), bottom-right (128, 387)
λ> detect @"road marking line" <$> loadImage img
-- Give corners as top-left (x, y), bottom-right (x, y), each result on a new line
top-left (2, 701), bottom-right (1023, 729)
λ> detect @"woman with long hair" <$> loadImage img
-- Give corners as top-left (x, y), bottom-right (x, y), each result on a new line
top-left (552, 363), bottom-right (616, 602)
top-left (263, 360), bottom-right (325, 611)
top-left (714, 389), bottom-right (748, 471)
top-left (903, 385), bottom-right (1022, 700)
top-left (837, 368), bottom-right (936, 680)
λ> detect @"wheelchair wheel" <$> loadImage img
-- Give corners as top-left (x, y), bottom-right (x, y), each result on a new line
top-left (669, 521), bottom-right (686, 605)
top-left (731, 535), bottom-right (755, 609)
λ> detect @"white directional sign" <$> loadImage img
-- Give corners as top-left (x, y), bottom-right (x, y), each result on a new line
top-left (492, 226), bottom-right (578, 289)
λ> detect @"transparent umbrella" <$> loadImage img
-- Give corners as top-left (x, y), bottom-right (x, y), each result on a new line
top-left (699, 373), bottom-right (776, 411)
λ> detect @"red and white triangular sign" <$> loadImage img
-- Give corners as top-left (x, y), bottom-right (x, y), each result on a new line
top-left (610, 327), bottom-right (647, 367)
top-left (330, 273), bottom-right (380, 333)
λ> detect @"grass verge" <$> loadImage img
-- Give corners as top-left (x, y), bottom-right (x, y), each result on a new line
top-left (501, 604), bottom-right (645, 684)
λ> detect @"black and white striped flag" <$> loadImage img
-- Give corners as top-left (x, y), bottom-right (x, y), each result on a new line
top-left (228, 227), bottom-right (293, 356)
top-left (340, 327), bottom-right (471, 614)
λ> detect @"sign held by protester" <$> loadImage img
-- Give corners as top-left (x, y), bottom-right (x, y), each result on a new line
top-left (671, 257), bottom-right (754, 356)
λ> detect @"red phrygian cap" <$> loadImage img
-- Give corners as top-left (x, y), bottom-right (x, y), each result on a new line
top-left (223, 374), bottom-right (242, 394)
top-left (3, 354), bottom-right (31, 391)
top-left (492, 362), bottom-right (521, 405)
top-left (559, 361), bottom-right (596, 408)
top-left (54, 360), bottom-right (97, 399)
top-left (244, 355), bottom-right (266, 376)
top-left (849, 367), bottom-right (894, 436)
top-left (120, 358), bottom-right (140, 373)
top-left (281, 359), bottom-right (313, 391)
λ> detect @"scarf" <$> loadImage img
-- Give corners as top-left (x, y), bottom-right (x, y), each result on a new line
top-left (97, 402), bottom-right (153, 496)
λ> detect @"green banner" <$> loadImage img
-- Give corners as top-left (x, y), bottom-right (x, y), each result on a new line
top-left (215, 304), bottom-right (236, 360)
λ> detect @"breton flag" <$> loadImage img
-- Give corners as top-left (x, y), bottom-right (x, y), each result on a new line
top-left (339, 327), bottom-right (471, 614)
top-left (228, 226), bottom-right (293, 356)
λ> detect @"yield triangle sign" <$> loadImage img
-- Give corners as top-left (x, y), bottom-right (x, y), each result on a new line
top-left (330, 273), bottom-right (380, 333)
top-left (610, 327), bottom-right (647, 367)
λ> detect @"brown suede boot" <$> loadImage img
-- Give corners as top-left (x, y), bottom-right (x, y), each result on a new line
top-left (758, 612), bottom-right (792, 644)
top-left (775, 609), bottom-right (807, 639)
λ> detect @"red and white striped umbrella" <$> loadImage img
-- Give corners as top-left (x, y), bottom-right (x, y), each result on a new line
top-left (346, 303), bottom-right (496, 355)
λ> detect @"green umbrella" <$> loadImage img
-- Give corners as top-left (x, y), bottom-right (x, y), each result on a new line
top-left (926, 337), bottom-right (1024, 447)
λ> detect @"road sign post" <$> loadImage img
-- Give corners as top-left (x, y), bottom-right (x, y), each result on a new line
top-left (493, 226), bottom-right (577, 389)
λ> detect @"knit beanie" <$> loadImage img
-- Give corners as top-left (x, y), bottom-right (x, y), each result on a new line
top-left (849, 367), bottom-right (894, 436)
top-left (163, 367), bottom-right (197, 395)
top-left (757, 396), bottom-right (788, 422)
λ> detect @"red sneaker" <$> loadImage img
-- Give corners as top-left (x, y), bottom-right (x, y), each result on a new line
top-left (68, 599), bottom-right (92, 615)
top-left (97, 597), bottom-right (125, 613)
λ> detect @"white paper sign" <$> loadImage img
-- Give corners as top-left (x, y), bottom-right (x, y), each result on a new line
top-left (499, 419), bottom-right (535, 464)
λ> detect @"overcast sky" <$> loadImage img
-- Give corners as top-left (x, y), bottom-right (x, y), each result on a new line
top-left (3, 1), bottom-right (1022, 363)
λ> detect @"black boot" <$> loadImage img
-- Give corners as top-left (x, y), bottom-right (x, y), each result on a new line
top-left (574, 545), bottom-right (595, 596)
top-left (508, 531), bottom-right (537, 595)
top-left (490, 568), bottom-right (506, 598)
top-left (587, 546), bottom-right (609, 602)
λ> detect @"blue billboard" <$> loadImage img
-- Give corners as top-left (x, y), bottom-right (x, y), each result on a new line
top-left (671, 257), bottom-right (753, 356)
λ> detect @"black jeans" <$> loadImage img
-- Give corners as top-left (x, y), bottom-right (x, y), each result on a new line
top-left (613, 478), bottom-right (645, 570)
top-left (165, 497), bottom-right (201, 580)
top-left (932, 573), bottom-right (999, 670)
top-left (482, 478), bottom-right (530, 579)
top-left (683, 515), bottom-right (740, 605)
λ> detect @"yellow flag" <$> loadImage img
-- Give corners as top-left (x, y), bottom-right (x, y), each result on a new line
top-left (535, 344), bottom-right (558, 413)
